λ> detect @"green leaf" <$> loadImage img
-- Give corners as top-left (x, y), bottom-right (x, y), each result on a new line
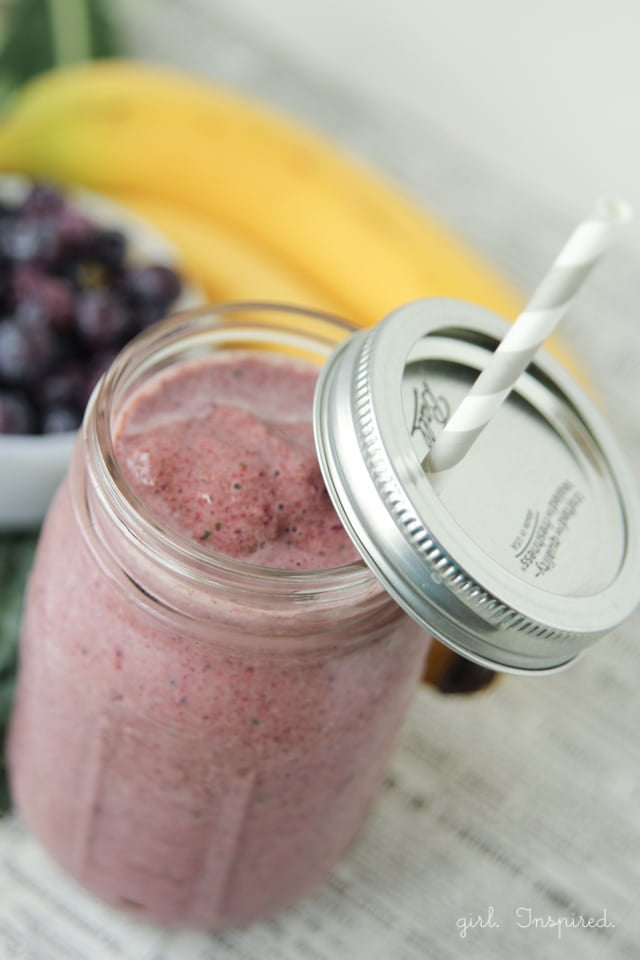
top-left (0, 531), bottom-right (38, 682)
top-left (0, 531), bottom-right (38, 816)
top-left (0, 673), bottom-right (16, 725)
top-left (0, 0), bottom-right (124, 103)
top-left (0, 700), bottom-right (11, 813)
top-left (0, 529), bottom-right (38, 812)
top-left (0, 678), bottom-right (14, 813)
top-left (0, 765), bottom-right (10, 816)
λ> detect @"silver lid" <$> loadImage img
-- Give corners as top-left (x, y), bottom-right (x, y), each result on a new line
top-left (313, 298), bottom-right (640, 675)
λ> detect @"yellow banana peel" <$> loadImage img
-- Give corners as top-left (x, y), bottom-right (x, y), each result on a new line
top-left (111, 190), bottom-right (349, 315)
top-left (0, 59), bottom-right (586, 380)
top-left (0, 61), bottom-right (520, 316)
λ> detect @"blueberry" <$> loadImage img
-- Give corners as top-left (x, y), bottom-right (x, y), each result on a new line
top-left (20, 184), bottom-right (65, 219)
top-left (0, 218), bottom-right (60, 263)
top-left (0, 317), bottom-right (55, 383)
top-left (38, 364), bottom-right (85, 410)
top-left (0, 389), bottom-right (35, 434)
top-left (90, 230), bottom-right (127, 271)
top-left (134, 301), bottom-right (170, 332)
top-left (57, 208), bottom-right (96, 253)
top-left (126, 265), bottom-right (182, 307)
top-left (75, 288), bottom-right (130, 348)
top-left (60, 258), bottom-right (109, 292)
top-left (41, 404), bottom-right (81, 434)
top-left (12, 265), bottom-right (75, 332)
top-left (0, 257), bottom-right (11, 304)
top-left (81, 350), bottom-right (118, 406)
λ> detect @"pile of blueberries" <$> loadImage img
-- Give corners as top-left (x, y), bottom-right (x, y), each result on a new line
top-left (0, 183), bottom-right (183, 435)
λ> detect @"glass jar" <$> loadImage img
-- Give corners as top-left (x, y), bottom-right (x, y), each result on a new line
top-left (8, 304), bottom-right (431, 929)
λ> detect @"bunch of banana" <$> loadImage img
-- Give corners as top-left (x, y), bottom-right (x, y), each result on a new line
top-left (0, 59), bottom-right (525, 326)
top-left (0, 60), bottom-right (584, 695)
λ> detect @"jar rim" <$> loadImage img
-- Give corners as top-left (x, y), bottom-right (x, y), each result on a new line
top-left (84, 301), bottom-right (378, 598)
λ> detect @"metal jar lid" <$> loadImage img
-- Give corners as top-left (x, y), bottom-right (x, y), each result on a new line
top-left (313, 298), bottom-right (640, 674)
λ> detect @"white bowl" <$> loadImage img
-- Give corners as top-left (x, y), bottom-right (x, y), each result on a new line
top-left (0, 178), bottom-right (203, 530)
top-left (0, 431), bottom-right (76, 529)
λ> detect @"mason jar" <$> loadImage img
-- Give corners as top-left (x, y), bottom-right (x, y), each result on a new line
top-left (8, 304), bottom-right (431, 929)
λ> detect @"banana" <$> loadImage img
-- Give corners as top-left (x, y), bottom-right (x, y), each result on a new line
top-left (112, 190), bottom-right (348, 314)
top-left (0, 60), bottom-right (522, 326)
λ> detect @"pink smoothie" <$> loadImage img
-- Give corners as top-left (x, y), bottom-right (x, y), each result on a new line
top-left (9, 350), bottom-right (429, 928)
top-left (114, 353), bottom-right (359, 569)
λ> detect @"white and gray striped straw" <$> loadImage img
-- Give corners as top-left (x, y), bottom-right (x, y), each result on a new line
top-left (425, 197), bottom-right (633, 487)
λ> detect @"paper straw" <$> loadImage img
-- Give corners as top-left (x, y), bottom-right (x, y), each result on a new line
top-left (425, 198), bottom-right (632, 486)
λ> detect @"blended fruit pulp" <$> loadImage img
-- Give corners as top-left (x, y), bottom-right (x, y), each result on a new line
top-left (114, 353), bottom-right (359, 569)
top-left (9, 350), bottom-right (429, 928)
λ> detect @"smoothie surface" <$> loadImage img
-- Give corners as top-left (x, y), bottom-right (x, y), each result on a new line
top-left (114, 353), bottom-right (358, 570)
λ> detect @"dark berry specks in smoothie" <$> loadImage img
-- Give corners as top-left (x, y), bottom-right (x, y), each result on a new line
top-left (114, 353), bottom-right (359, 570)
